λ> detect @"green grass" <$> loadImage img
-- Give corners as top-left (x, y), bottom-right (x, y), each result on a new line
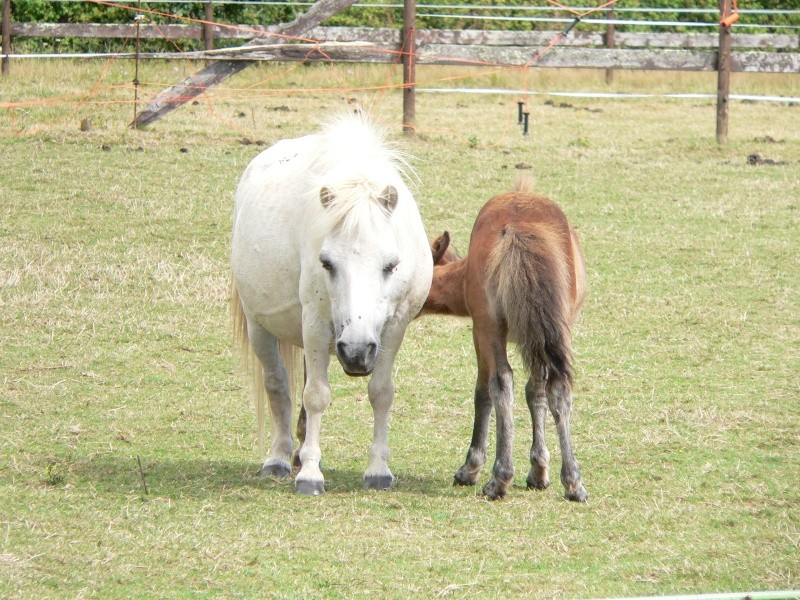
top-left (1, 60), bottom-right (799, 598)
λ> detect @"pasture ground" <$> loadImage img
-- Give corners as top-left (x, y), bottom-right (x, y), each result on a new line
top-left (1, 60), bottom-right (798, 598)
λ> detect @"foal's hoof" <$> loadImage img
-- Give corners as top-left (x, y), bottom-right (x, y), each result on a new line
top-left (295, 479), bottom-right (325, 495)
top-left (453, 467), bottom-right (479, 487)
top-left (482, 480), bottom-right (508, 501)
top-left (565, 484), bottom-right (588, 503)
top-left (364, 474), bottom-right (395, 491)
top-left (526, 470), bottom-right (551, 491)
top-left (259, 461), bottom-right (291, 478)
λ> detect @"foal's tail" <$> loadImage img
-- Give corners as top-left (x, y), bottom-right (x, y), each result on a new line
top-left (486, 225), bottom-right (574, 385)
top-left (231, 280), bottom-right (300, 452)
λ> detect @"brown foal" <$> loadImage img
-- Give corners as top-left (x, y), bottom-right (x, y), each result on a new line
top-left (422, 181), bottom-right (588, 501)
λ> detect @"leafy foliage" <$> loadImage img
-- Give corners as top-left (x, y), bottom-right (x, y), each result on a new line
top-left (8, 0), bottom-right (800, 52)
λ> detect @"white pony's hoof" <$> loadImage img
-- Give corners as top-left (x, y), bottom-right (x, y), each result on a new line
top-left (295, 479), bottom-right (325, 495)
top-left (364, 474), bottom-right (395, 490)
top-left (260, 461), bottom-right (291, 478)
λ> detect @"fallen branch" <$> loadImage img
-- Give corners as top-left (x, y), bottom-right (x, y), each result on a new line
top-left (132, 0), bottom-right (357, 127)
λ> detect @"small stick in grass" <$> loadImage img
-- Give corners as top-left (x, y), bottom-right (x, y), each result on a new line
top-left (137, 455), bottom-right (149, 495)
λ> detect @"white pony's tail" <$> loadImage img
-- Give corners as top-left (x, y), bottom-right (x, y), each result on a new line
top-left (278, 341), bottom-right (301, 442)
top-left (231, 279), bottom-right (301, 453)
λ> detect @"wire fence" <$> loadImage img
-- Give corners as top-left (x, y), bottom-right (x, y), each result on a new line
top-left (9, 0), bottom-right (800, 32)
top-left (2, 0), bottom-right (797, 140)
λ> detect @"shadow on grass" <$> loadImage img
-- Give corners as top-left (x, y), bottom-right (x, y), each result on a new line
top-left (68, 452), bottom-right (452, 499)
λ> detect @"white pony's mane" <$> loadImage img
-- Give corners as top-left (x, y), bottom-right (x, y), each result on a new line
top-left (308, 113), bottom-right (414, 241)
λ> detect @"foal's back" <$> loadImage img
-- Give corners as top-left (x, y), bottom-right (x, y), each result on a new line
top-left (466, 189), bottom-right (586, 328)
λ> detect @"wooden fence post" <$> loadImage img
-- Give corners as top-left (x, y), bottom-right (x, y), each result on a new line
top-left (716, 0), bottom-right (733, 144)
top-left (2, 0), bottom-right (11, 76)
top-left (203, 0), bottom-right (214, 65)
top-left (402, 0), bottom-right (416, 136)
top-left (604, 6), bottom-right (615, 84)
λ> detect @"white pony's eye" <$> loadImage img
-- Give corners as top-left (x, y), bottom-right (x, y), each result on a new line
top-left (383, 261), bottom-right (398, 275)
top-left (321, 258), bottom-right (335, 273)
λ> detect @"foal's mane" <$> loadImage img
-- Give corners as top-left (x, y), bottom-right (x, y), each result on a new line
top-left (309, 113), bottom-right (414, 241)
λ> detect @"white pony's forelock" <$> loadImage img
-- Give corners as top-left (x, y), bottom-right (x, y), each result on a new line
top-left (308, 112), bottom-right (415, 242)
top-left (317, 111), bottom-right (414, 180)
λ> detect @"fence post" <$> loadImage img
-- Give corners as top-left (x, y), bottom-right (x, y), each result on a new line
top-left (716, 0), bottom-right (733, 144)
top-left (604, 6), bottom-right (615, 84)
top-left (402, 0), bottom-right (416, 136)
top-left (2, 0), bottom-right (11, 76)
top-left (203, 0), bottom-right (214, 64)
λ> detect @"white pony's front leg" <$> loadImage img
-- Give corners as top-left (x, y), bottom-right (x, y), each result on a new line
top-left (364, 317), bottom-right (407, 490)
top-left (295, 327), bottom-right (332, 495)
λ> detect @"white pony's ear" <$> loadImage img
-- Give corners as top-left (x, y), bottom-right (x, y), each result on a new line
top-left (378, 185), bottom-right (398, 213)
top-left (320, 187), bottom-right (335, 208)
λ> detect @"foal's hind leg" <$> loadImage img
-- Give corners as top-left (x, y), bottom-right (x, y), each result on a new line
top-left (482, 356), bottom-right (515, 501)
top-left (453, 378), bottom-right (492, 487)
top-left (546, 376), bottom-right (588, 502)
top-left (525, 372), bottom-right (551, 490)
top-left (249, 324), bottom-right (294, 478)
top-left (456, 323), bottom-right (514, 500)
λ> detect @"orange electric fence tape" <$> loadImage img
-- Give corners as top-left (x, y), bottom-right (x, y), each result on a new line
top-left (514, 0), bottom-right (621, 134)
top-left (720, 0), bottom-right (740, 27)
top-left (2, 0), bottom-right (621, 134)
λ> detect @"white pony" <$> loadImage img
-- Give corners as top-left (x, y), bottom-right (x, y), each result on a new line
top-left (231, 113), bottom-right (433, 495)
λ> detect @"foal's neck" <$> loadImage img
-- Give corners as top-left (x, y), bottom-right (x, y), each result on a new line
top-left (422, 258), bottom-right (469, 317)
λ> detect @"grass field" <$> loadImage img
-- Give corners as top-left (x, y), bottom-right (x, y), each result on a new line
top-left (1, 60), bottom-right (799, 598)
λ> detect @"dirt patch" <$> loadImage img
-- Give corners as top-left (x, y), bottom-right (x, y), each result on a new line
top-left (544, 99), bottom-right (602, 113)
top-left (747, 153), bottom-right (788, 166)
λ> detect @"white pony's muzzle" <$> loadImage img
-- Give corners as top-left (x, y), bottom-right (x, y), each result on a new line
top-left (335, 335), bottom-right (378, 377)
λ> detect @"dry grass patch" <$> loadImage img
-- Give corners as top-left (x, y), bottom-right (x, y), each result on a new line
top-left (1, 60), bottom-right (798, 598)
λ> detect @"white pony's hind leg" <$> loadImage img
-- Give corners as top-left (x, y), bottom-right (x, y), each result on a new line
top-left (248, 323), bottom-right (295, 478)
